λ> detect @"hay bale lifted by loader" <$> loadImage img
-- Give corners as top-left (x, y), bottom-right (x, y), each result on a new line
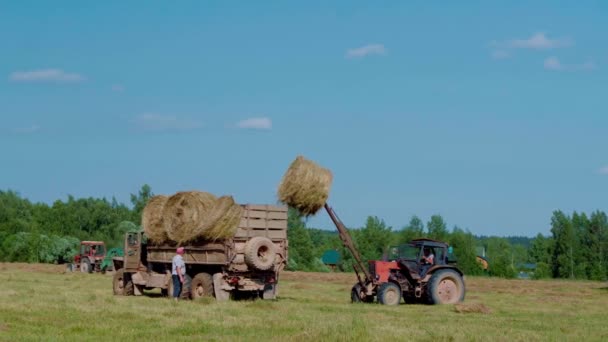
top-left (277, 155), bottom-right (466, 306)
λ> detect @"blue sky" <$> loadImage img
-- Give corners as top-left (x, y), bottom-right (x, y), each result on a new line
top-left (1, 1), bottom-right (607, 237)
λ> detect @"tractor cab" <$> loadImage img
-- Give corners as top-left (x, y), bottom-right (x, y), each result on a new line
top-left (74, 241), bottom-right (106, 273)
top-left (387, 238), bottom-right (452, 266)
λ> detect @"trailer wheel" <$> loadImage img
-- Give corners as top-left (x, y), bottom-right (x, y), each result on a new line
top-left (427, 269), bottom-right (465, 304)
top-left (192, 273), bottom-right (214, 300)
top-left (113, 269), bottom-right (133, 296)
top-left (377, 282), bottom-right (401, 306)
top-left (244, 237), bottom-right (276, 271)
top-left (168, 274), bottom-right (192, 300)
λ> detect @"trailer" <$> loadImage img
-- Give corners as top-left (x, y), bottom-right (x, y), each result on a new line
top-left (112, 204), bottom-right (288, 301)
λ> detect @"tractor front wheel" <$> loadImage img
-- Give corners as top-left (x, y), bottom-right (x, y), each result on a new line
top-left (351, 283), bottom-right (374, 303)
top-left (427, 269), bottom-right (465, 304)
top-left (377, 282), bottom-right (402, 306)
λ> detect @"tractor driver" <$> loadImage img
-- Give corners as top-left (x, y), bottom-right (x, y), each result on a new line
top-left (420, 247), bottom-right (435, 277)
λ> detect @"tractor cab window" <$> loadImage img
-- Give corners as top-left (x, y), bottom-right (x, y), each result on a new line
top-left (388, 244), bottom-right (420, 261)
top-left (127, 234), bottom-right (139, 247)
top-left (94, 245), bottom-right (105, 256)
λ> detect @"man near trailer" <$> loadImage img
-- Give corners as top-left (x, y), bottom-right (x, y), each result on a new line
top-left (172, 247), bottom-right (186, 302)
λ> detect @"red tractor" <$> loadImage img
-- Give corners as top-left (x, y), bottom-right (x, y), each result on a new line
top-left (73, 241), bottom-right (107, 273)
top-left (324, 204), bottom-right (466, 305)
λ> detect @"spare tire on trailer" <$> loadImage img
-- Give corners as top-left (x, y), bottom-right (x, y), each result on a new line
top-left (244, 237), bottom-right (276, 271)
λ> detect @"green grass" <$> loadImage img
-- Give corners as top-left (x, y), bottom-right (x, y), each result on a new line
top-left (1, 263), bottom-right (607, 341)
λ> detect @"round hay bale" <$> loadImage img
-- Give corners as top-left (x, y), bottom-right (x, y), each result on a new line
top-left (277, 155), bottom-right (333, 216)
top-left (142, 195), bottom-right (169, 243)
top-left (163, 191), bottom-right (218, 244)
top-left (196, 196), bottom-right (244, 241)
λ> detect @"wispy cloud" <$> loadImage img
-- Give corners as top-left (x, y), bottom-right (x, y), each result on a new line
top-left (492, 32), bottom-right (573, 50)
top-left (236, 117), bottom-right (272, 130)
top-left (132, 114), bottom-right (202, 132)
top-left (111, 84), bottom-right (125, 92)
top-left (9, 69), bottom-right (85, 83)
top-left (544, 56), bottom-right (563, 70)
top-left (12, 125), bottom-right (41, 134)
top-left (544, 56), bottom-right (596, 72)
top-left (491, 50), bottom-right (510, 60)
top-left (345, 44), bottom-right (387, 58)
top-left (597, 166), bottom-right (608, 175)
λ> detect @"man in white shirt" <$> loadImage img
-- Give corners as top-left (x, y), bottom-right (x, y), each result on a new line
top-left (172, 247), bottom-right (186, 301)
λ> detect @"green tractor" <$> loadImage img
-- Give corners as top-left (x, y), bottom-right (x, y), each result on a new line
top-left (101, 248), bottom-right (124, 274)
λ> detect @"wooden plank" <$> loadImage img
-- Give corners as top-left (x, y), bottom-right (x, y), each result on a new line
top-left (242, 204), bottom-right (287, 212)
top-left (238, 218), bottom-right (287, 229)
top-left (241, 211), bottom-right (287, 220)
top-left (234, 228), bottom-right (287, 239)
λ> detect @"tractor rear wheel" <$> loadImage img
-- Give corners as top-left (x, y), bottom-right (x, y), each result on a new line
top-left (113, 269), bottom-right (134, 296)
top-left (192, 273), bottom-right (214, 300)
top-left (81, 259), bottom-right (92, 274)
top-left (377, 282), bottom-right (402, 306)
top-left (427, 269), bottom-right (465, 304)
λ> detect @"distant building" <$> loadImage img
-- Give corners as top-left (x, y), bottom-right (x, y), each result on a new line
top-left (321, 249), bottom-right (341, 271)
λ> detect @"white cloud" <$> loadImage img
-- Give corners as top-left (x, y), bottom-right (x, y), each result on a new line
top-left (346, 44), bottom-right (387, 58)
top-left (544, 57), bottom-right (597, 72)
top-left (9, 69), bottom-right (85, 83)
top-left (499, 32), bottom-right (573, 50)
top-left (13, 125), bottom-right (40, 134)
top-left (598, 166), bottom-right (608, 175)
top-left (544, 56), bottom-right (563, 70)
top-left (111, 84), bottom-right (125, 92)
top-left (132, 114), bottom-right (202, 132)
top-left (491, 50), bottom-right (510, 60)
top-left (236, 117), bottom-right (272, 130)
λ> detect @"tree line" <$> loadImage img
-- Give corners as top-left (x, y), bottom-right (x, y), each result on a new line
top-left (287, 208), bottom-right (608, 281)
top-left (1, 186), bottom-right (606, 281)
top-left (0, 186), bottom-right (152, 263)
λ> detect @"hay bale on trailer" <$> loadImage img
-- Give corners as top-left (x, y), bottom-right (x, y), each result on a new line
top-left (191, 195), bottom-right (244, 242)
top-left (142, 195), bottom-right (169, 243)
top-left (163, 191), bottom-right (218, 244)
top-left (277, 155), bottom-right (333, 216)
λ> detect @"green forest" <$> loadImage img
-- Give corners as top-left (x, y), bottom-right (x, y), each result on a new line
top-left (1, 185), bottom-right (606, 281)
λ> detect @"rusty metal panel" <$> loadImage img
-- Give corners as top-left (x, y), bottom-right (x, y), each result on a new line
top-left (147, 243), bottom-right (229, 265)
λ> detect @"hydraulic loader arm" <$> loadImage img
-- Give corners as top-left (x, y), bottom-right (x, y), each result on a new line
top-left (324, 203), bottom-right (372, 285)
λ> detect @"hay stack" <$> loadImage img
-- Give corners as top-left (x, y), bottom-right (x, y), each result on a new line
top-left (277, 155), bottom-right (333, 216)
top-left (163, 191), bottom-right (218, 243)
top-left (142, 195), bottom-right (169, 243)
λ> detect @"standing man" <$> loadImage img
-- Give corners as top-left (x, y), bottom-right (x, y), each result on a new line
top-left (172, 247), bottom-right (186, 302)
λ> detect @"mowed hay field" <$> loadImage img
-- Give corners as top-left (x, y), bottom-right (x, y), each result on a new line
top-left (1, 263), bottom-right (607, 342)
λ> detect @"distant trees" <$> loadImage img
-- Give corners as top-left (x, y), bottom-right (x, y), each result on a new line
top-left (534, 210), bottom-right (608, 281)
top-left (0, 187), bottom-right (146, 264)
top-left (2, 187), bottom-right (607, 281)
